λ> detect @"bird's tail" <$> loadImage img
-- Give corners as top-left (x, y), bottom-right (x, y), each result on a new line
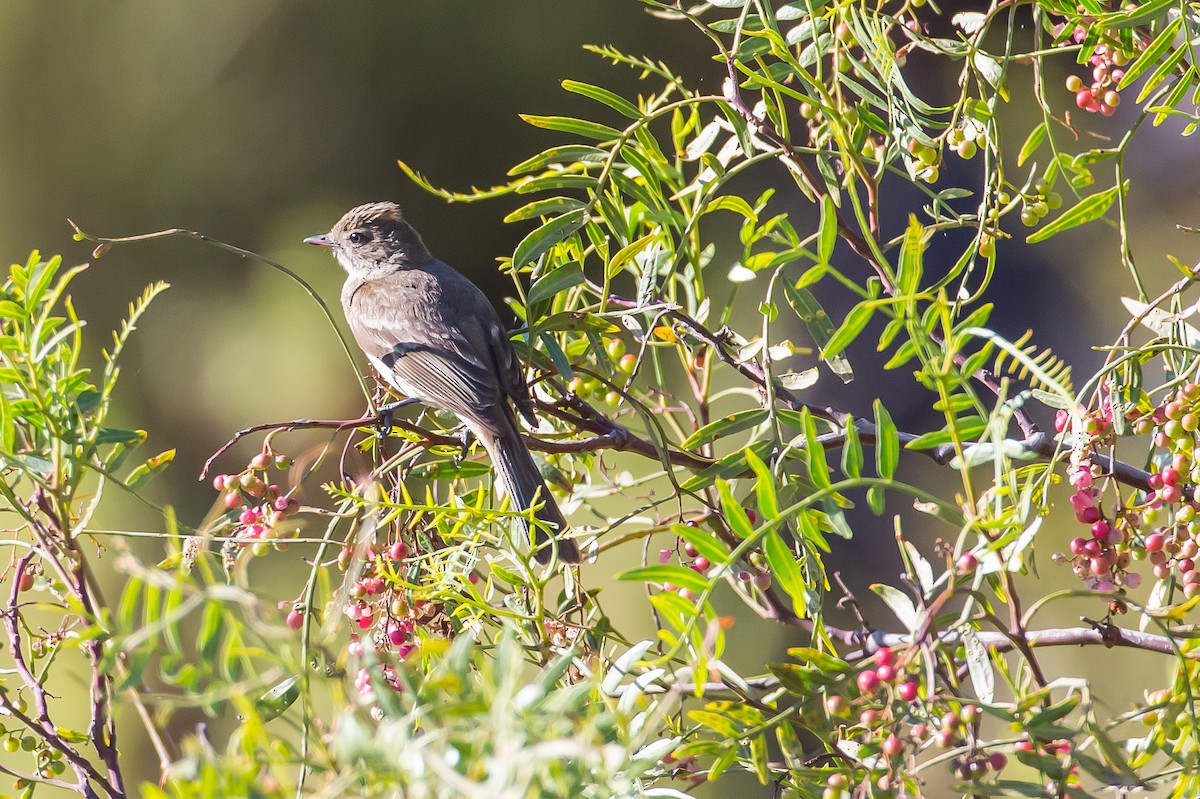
top-left (477, 417), bottom-right (581, 564)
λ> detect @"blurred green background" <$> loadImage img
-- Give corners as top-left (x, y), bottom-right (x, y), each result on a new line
top-left (2, 1), bottom-right (1199, 795)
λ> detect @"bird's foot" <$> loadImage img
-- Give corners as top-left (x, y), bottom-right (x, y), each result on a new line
top-left (453, 427), bottom-right (475, 464)
top-left (376, 398), bottom-right (418, 439)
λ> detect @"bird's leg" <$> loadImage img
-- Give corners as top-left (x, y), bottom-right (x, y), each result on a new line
top-left (454, 427), bottom-right (475, 464)
top-left (377, 398), bottom-right (418, 438)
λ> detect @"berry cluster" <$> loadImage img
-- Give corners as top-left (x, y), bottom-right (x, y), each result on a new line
top-left (819, 647), bottom-right (1009, 798)
top-left (1052, 381), bottom-right (1200, 598)
top-left (567, 338), bottom-right (636, 406)
top-left (1052, 17), bottom-right (1131, 116)
top-left (0, 718), bottom-right (67, 784)
top-left (209, 450), bottom-right (300, 558)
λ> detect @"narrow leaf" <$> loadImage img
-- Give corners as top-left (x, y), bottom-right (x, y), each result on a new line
top-left (512, 210), bottom-right (587, 269)
top-left (526, 261), bottom-right (585, 307)
top-left (1026, 184), bottom-right (1120, 244)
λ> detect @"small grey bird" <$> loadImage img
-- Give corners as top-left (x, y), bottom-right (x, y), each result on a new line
top-left (305, 201), bottom-right (580, 564)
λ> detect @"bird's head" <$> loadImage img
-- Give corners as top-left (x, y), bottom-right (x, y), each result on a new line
top-left (305, 201), bottom-right (431, 279)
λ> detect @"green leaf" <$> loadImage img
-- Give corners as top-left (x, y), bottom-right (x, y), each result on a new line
top-left (526, 261), bottom-right (585, 307)
top-left (681, 409), bottom-right (769, 449)
top-left (95, 427), bottom-right (147, 446)
top-left (1116, 15), bottom-right (1181, 92)
top-left (963, 628), bottom-right (995, 703)
top-left (689, 709), bottom-right (740, 738)
top-left (125, 449), bottom-right (175, 490)
top-left (512, 209), bottom-right (587, 269)
top-left (503, 197), bottom-right (586, 223)
top-left (508, 145), bottom-right (608, 176)
top-left (764, 531), bottom-right (807, 616)
top-left (606, 232), bottom-right (660, 280)
top-left (744, 448), bottom-right (779, 520)
top-left (672, 523), bottom-right (731, 567)
top-left (1026, 184), bottom-right (1121, 243)
top-left (617, 564), bottom-right (709, 594)
top-left (821, 300), bottom-right (876, 360)
top-left (718, 479), bottom-right (756, 538)
top-left (801, 407), bottom-right (832, 490)
top-left (818, 194), bottom-right (836, 264)
top-left (841, 418), bottom-right (863, 478)
top-left (562, 79), bottom-right (641, 118)
top-left (705, 194), bottom-right (758, 222)
top-left (255, 675), bottom-right (301, 722)
top-left (873, 400), bottom-right (898, 480)
top-left (519, 114), bottom-right (621, 141)
top-left (538, 332), bottom-right (573, 379)
top-left (871, 583), bottom-right (919, 632)
top-left (783, 282), bottom-right (853, 382)
top-left (1017, 122), bottom-right (1047, 166)
top-left (196, 600), bottom-right (223, 661)
top-left (896, 216), bottom-right (925, 296)
top-left (785, 647), bottom-right (849, 673)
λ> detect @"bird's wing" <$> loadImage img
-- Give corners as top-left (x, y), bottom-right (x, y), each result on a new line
top-left (345, 275), bottom-right (509, 435)
top-left (485, 320), bottom-right (536, 426)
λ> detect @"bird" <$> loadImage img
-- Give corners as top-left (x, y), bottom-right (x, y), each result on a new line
top-left (305, 201), bottom-right (581, 564)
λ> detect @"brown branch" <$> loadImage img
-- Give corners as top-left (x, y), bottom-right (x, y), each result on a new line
top-left (2, 552), bottom-right (118, 797)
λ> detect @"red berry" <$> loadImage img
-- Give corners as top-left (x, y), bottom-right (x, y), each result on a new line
top-left (956, 552), bottom-right (978, 575)
top-left (1075, 88), bottom-right (1094, 109)
top-left (389, 541), bottom-right (409, 561)
top-left (882, 734), bottom-right (903, 757)
top-left (873, 647), bottom-right (894, 668)
top-left (988, 753), bottom-right (1008, 771)
top-left (1070, 537), bottom-right (1088, 555)
top-left (897, 681), bottom-right (919, 702)
top-left (1149, 473), bottom-right (1165, 490)
top-left (212, 474), bottom-right (228, 491)
top-left (682, 541), bottom-right (699, 558)
top-left (1164, 468), bottom-right (1181, 486)
top-left (1091, 520), bottom-right (1110, 541)
top-left (857, 669), bottom-right (882, 693)
top-left (876, 664), bottom-right (896, 683)
top-left (1145, 533), bottom-right (1164, 553)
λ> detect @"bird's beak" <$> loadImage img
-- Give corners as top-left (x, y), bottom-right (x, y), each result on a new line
top-left (304, 233), bottom-right (334, 248)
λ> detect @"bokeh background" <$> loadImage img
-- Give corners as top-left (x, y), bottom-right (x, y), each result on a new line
top-left (1, 2), bottom-right (1198, 795)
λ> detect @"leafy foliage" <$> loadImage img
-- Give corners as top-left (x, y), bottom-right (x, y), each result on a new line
top-left (7, 1), bottom-right (1200, 798)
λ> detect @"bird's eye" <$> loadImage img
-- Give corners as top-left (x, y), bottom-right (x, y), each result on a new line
top-left (348, 231), bottom-right (364, 244)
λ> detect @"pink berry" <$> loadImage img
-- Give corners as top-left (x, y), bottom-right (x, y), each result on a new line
top-left (389, 541), bottom-right (409, 561)
top-left (956, 552), bottom-right (978, 575)
top-left (223, 491), bottom-right (242, 510)
top-left (1076, 88), bottom-right (1094, 109)
top-left (212, 474), bottom-right (228, 491)
top-left (1145, 533), bottom-right (1164, 553)
top-left (898, 681), bottom-right (919, 702)
top-left (286, 608), bottom-right (305, 630)
top-left (873, 648), bottom-right (894, 668)
top-left (691, 556), bottom-right (710, 572)
top-left (882, 735), bottom-right (904, 757)
top-left (857, 669), bottom-right (882, 693)
top-left (988, 752), bottom-right (1008, 771)
top-left (683, 541), bottom-right (699, 558)
top-left (876, 664), bottom-right (896, 683)
top-left (1091, 520), bottom-right (1110, 541)
top-left (1070, 537), bottom-right (1088, 555)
